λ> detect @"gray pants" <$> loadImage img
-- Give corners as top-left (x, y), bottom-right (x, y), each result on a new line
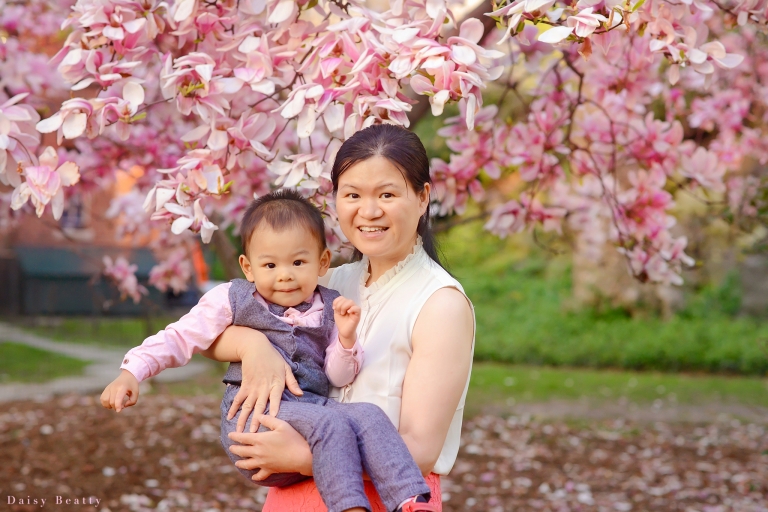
top-left (220, 384), bottom-right (430, 512)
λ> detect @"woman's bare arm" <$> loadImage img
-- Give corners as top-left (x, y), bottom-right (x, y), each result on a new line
top-left (398, 287), bottom-right (474, 475)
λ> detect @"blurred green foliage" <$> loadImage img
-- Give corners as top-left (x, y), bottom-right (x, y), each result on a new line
top-left (438, 221), bottom-right (768, 375)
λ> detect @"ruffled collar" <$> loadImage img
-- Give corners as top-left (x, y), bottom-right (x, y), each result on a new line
top-left (359, 236), bottom-right (424, 298)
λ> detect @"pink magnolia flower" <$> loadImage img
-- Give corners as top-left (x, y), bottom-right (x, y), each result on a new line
top-left (10, 146), bottom-right (80, 220)
top-left (162, 199), bottom-right (219, 243)
top-left (36, 98), bottom-right (94, 144)
top-left (566, 7), bottom-right (608, 38)
top-left (268, 154), bottom-right (325, 189)
top-left (0, 93), bottom-right (41, 188)
top-left (149, 249), bottom-right (192, 294)
top-left (103, 256), bottom-right (148, 304)
top-left (681, 147), bottom-right (726, 192)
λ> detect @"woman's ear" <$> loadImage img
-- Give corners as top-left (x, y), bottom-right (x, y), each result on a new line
top-left (419, 183), bottom-right (431, 215)
top-left (318, 248), bottom-right (332, 277)
top-left (239, 254), bottom-right (254, 282)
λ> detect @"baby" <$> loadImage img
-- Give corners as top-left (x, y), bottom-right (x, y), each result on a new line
top-left (101, 189), bottom-right (436, 512)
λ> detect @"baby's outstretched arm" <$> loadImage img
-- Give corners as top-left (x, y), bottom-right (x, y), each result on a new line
top-left (100, 369), bottom-right (139, 413)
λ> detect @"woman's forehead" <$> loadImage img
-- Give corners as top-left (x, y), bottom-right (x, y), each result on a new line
top-left (339, 156), bottom-right (409, 188)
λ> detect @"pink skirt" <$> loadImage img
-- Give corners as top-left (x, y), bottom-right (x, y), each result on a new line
top-left (262, 473), bottom-right (442, 511)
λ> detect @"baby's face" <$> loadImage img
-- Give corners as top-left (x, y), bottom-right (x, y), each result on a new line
top-left (239, 223), bottom-right (331, 307)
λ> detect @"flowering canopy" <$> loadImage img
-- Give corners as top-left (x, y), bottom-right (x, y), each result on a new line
top-left (1, 0), bottom-right (767, 298)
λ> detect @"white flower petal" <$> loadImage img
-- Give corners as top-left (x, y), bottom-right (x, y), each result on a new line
top-left (297, 106), bottom-right (317, 138)
top-left (268, 0), bottom-right (296, 24)
top-left (458, 18), bottom-right (484, 44)
top-left (52, 189), bottom-right (65, 220)
top-left (57, 162), bottom-right (80, 187)
top-left (173, 0), bottom-right (197, 22)
top-left (393, 27), bottom-right (420, 44)
top-left (155, 187), bottom-right (176, 211)
top-left (714, 53), bottom-right (744, 69)
top-left (123, 82), bottom-right (145, 110)
top-left (323, 103), bottom-right (344, 133)
top-left (36, 113), bottom-right (64, 134)
top-left (181, 124), bottom-right (211, 142)
top-left (171, 216), bottom-right (194, 234)
top-left (538, 26), bottom-right (574, 44)
top-left (62, 112), bottom-right (88, 139)
top-left (207, 129), bottom-right (228, 151)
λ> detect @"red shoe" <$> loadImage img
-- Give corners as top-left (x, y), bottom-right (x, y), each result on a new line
top-left (397, 496), bottom-right (439, 512)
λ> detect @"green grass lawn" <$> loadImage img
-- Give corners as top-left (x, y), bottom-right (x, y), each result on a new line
top-left (438, 223), bottom-right (768, 375)
top-left (467, 362), bottom-right (768, 408)
top-left (0, 342), bottom-right (91, 383)
top-left (12, 316), bottom-right (179, 349)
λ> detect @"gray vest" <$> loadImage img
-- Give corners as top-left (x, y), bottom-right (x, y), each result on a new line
top-left (222, 279), bottom-right (340, 404)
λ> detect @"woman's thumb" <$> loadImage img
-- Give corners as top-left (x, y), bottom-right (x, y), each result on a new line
top-left (258, 414), bottom-right (280, 431)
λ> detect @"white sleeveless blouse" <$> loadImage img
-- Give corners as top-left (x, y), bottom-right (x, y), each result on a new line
top-left (328, 240), bottom-right (475, 475)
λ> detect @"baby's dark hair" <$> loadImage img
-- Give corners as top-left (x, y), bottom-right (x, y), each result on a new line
top-left (240, 189), bottom-right (327, 256)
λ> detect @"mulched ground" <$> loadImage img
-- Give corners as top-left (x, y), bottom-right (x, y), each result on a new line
top-left (1, 393), bottom-right (766, 512)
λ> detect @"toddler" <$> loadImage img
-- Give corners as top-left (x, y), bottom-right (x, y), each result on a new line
top-left (101, 189), bottom-right (436, 512)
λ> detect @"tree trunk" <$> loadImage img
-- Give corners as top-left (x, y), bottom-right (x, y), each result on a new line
top-left (209, 213), bottom-right (242, 281)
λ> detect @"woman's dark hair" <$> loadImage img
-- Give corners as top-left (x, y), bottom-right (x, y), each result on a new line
top-left (240, 189), bottom-right (326, 256)
top-left (331, 124), bottom-right (442, 267)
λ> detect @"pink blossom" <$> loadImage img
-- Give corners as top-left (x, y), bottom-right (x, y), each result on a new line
top-left (10, 146), bottom-right (80, 220)
top-left (103, 256), bottom-right (148, 304)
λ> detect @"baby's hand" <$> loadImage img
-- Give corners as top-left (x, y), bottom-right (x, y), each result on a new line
top-left (100, 370), bottom-right (140, 413)
top-left (333, 296), bottom-right (360, 349)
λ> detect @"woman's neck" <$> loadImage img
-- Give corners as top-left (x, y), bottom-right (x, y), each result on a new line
top-left (365, 236), bottom-right (419, 286)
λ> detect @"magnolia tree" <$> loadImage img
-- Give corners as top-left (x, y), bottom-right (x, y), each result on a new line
top-left (1, 0), bottom-right (767, 302)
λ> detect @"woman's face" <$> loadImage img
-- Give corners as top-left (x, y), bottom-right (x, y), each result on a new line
top-left (335, 155), bottom-right (430, 265)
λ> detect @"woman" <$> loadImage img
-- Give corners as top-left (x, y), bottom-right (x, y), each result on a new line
top-left (203, 124), bottom-right (475, 511)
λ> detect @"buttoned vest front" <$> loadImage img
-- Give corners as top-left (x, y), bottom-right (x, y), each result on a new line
top-left (223, 279), bottom-right (340, 404)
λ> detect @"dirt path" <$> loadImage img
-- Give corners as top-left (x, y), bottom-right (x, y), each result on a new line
top-left (0, 322), bottom-right (209, 403)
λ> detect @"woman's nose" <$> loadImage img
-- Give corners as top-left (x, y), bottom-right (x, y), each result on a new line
top-left (359, 198), bottom-right (383, 219)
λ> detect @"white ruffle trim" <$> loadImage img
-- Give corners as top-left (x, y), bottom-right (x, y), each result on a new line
top-left (360, 236), bottom-right (424, 298)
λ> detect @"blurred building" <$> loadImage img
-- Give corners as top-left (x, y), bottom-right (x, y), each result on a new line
top-left (0, 171), bottom-right (199, 317)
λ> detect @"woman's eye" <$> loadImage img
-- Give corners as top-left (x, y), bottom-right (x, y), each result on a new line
top-left (347, 193), bottom-right (359, 199)
top-left (381, 193), bottom-right (393, 199)
top-left (293, 260), bottom-right (303, 266)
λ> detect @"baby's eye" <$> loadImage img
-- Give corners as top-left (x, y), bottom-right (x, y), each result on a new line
top-left (293, 260), bottom-right (304, 266)
top-left (265, 263), bottom-right (276, 269)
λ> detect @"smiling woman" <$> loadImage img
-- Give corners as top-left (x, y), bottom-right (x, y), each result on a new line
top-left (203, 124), bottom-right (475, 512)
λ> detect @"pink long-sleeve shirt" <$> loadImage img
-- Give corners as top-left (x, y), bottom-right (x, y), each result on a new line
top-left (119, 283), bottom-right (363, 388)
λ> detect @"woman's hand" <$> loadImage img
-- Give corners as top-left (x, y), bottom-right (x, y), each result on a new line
top-left (228, 415), bottom-right (314, 481)
top-left (200, 325), bottom-right (303, 431)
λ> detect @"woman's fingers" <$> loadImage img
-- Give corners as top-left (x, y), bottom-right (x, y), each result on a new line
top-left (228, 387), bottom-right (248, 421)
top-left (284, 364), bottom-right (303, 396)
top-left (268, 384), bottom-right (283, 418)
top-left (256, 414), bottom-right (283, 431)
top-left (252, 468), bottom-right (273, 481)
